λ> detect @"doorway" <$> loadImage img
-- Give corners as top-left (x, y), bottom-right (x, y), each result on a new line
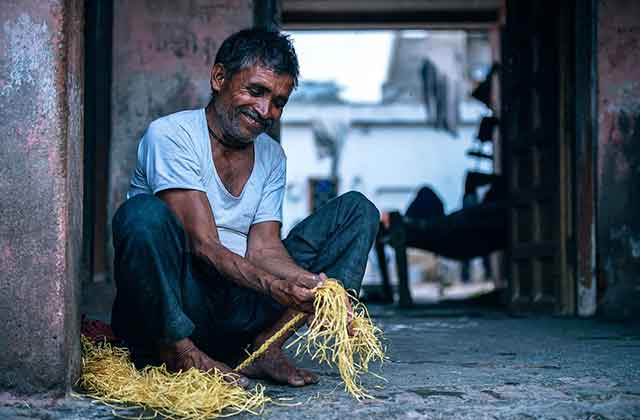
top-left (281, 10), bottom-right (503, 305)
top-left (82, 0), bottom-right (113, 318)
top-left (280, 0), bottom-right (587, 314)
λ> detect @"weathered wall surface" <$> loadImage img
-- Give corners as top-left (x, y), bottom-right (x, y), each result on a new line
top-left (107, 0), bottom-right (253, 270)
top-left (597, 0), bottom-right (640, 320)
top-left (0, 0), bottom-right (84, 393)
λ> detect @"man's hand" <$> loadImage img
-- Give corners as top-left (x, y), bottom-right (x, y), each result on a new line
top-left (296, 275), bottom-right (356, 337)
top-left (268, 272), bottom-right (326, 313)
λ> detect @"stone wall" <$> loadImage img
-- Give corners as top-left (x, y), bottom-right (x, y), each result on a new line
top-left (0, 0), bottom-right (84, 394)
top-left (597, 0), bottom-right (640, 320)
top-left (107, 0), bottom-right (254, 273)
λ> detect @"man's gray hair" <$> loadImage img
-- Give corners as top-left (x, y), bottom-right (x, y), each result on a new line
top-left (214, 28), bottom-right (299, 88)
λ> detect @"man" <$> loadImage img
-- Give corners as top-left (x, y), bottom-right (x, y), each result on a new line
top-left (110, 28), bottom-right (379, 388)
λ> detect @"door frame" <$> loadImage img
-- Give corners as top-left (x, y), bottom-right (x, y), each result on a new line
top-left (573, 0), bottom-right (598, 316)
top-left (82, 0), bottom-right (113, 284)
top-left (501, 0), bottom-right (576, 314)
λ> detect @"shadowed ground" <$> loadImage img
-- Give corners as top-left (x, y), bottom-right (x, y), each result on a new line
top-left (1, 303), bottom-right (639, 419)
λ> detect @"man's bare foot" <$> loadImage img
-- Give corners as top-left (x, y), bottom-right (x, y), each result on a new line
top-left (158, 338), bottom-right (249, 388)
top-left (239, 347), bottom-right (318, 387)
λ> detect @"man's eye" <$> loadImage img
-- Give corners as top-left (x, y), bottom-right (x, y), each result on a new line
top-left (248, 88), bottom-right (262, 96)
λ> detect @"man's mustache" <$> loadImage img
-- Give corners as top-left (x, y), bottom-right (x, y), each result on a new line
top-left (240, 109), bottom-right (274, 131)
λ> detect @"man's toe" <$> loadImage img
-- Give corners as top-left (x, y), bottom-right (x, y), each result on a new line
top-left (233, 374), bottom-right (251, 389)
top-left (298, 368), bottom-right (319, 384)
top-left (212, 364), bottom-right (248, 387)
top-left (288, 373), bottom-right (306, 387)
top-left (205, 359), bottom-right (230, 374)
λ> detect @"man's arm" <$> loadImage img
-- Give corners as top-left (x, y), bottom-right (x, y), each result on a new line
top-left (246, 221), bottom-right (316, 284)
top-left (157, 188), bottom-right (319, 312)
top-left (247, 221), bottom-right (354, 333)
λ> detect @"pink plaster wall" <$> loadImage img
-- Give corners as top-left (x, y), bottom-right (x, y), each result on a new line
top-left (107, 0), bottom-right (254, 274)
top-left (0, 0), bottom-right (83, 394)
top-left (597, 0), bottom-right (640, 319)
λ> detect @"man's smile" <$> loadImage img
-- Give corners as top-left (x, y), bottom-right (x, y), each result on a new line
top-left (239, 109), bottom-right (275, 133)
top-left (240, 111), bottom-right (265, 130)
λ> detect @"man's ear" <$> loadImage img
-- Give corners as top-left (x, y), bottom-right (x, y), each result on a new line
top-left (210, 63), bottom-right (226, 94)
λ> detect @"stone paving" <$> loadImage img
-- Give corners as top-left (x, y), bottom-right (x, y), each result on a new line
top-left (1, 304), bottom-right (639, 419)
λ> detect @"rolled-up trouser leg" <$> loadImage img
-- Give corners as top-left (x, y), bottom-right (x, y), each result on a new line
top-left (283, 191), bottom-right (380, 293)
top-left (111, 194), bottom-right (197, 352)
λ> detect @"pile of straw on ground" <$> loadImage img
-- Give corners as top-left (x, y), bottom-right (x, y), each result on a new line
top-left (78, 279), bottom-right (384, 418)
top-left (79, 337), bottom-right (270, 419)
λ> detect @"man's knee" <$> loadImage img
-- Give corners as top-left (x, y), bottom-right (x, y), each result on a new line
top-left (339, 191), bottom-right (380, 234)
top-left (113, 194), bottom-right (181, 246)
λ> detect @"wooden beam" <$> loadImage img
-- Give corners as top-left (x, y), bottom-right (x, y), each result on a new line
top-left (283, 10), bottom-right (500, 29)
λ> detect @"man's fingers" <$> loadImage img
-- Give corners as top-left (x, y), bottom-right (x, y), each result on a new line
top-left (293, 285), bottom-right (315, 301)
top-left (289, 286), bottom-right (315, 313)
top-left (299, 272), bottom-right (330, 290)
top-left (297, 273), bottom-right (321, 289)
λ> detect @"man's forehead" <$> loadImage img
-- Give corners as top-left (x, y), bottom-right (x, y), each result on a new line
top-left (232, 64), bottom-right (293, 87)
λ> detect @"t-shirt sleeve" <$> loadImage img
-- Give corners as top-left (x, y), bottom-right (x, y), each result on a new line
top-left (253, 154), bottom-right (286, 225)
top-left (137, 121), bottom-right (206, 194)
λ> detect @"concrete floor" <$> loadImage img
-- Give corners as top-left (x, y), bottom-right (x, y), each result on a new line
top-left (1, 302), bottom-right (639, 419)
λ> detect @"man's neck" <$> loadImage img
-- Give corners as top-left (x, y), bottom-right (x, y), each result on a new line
top-left (205, 102), bottom-right (253, 153)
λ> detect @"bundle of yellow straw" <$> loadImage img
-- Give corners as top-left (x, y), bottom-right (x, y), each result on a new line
top-left (234, 280), bottom-right (385, 399)
top-left (287, 279), bottom-right (385, 399)
top-left (78, 336), bottom-right (270, 419)
top-left (79, 279), bottom-right (384, 417)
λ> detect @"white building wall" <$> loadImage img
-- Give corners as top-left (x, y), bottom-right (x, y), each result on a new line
top-left (280, 124), bottom-right (492, 235)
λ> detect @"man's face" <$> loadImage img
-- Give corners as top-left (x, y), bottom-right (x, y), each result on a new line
top-left (212, 63), bottom-right (294, 146)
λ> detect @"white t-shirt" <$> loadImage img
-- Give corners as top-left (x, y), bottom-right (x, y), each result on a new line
top-left (128, 108), bottom-right (286, 256)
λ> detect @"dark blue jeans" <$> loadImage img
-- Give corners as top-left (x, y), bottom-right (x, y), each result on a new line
top-left (111, 191), bottom-right (379, 365)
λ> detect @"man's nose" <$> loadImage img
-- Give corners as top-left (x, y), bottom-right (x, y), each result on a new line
top-left (255, 99), bottom-right (271, 119)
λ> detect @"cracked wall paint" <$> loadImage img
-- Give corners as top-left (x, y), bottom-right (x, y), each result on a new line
top-left (1, 13), bottom-right (56, 154)
top-left (1, 14), bottom-right (50, 92)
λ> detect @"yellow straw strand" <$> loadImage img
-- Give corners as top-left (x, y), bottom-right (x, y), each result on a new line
top-left (78, 336), bottom-right (270, 419)
top-left (287, 279), bottom-right (386, 399)
top-left (234, 313), bottom-right (306, 372)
